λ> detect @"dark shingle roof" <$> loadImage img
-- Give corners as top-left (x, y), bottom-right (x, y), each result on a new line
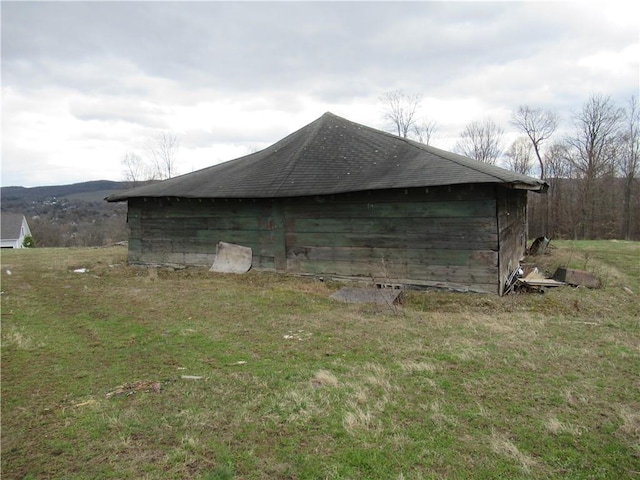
top-left (1, 213), bottom-right (26, 240)
top-left (106, 112), bottom-right (547, 202)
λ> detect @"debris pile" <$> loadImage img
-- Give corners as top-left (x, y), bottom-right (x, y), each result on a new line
top-left (514, 268), bottom-right (566, 293)
top-left (505, 238), bottom-right (602, 294)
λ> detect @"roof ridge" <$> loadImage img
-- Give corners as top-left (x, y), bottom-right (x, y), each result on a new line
top-left (272, 114), bottom-right (329, 195)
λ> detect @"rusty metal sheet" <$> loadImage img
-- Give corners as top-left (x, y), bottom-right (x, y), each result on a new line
top-left (553, 268), bottom-right (600, 288)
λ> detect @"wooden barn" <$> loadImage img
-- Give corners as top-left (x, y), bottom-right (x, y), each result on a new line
top-left (107, 112), bottom-right (547, 294)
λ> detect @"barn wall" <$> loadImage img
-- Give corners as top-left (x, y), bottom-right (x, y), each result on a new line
top-left (282, 185), bottom-right (499, 293)
top-left (126, 185), bottom-right (501, 293)
top-left (126, 197), bottom-right (277, 268)
top-left (496, 187), bottom-right (529, 295)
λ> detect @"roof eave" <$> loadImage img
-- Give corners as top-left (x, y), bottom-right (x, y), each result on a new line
top-left (507, 181), bottom-right (549, 193)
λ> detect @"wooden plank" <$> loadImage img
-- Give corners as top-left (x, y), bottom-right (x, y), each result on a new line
top-left (288, 217), bottom-right (497, 235)
top-left (287, 246), bottom-right (498, 267)
top-left (187, 216), bottom-right (264, 231)
top-left (287, 232), bottom-right (497, 250)
top-left (280, 184), bottom-right (497, 205)
top-left (195, 229), bottom-right (265, 244)
top-left (285, 199), bottom-right (496, 219)
top-left (253, 255), bottom-right (275, 270)
top-left (135, 197), bottom-right (271, 215)
top-left (184, 253), bottom-right (216, 266)
top-left (286, 258), bottom-right (497, 284)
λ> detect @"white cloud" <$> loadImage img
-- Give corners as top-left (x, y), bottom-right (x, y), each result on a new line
top-left (1, 1), bottom-right (638, 187)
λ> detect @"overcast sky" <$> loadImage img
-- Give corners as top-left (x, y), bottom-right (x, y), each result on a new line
top-left (2, 1), bottom-right (638, 187)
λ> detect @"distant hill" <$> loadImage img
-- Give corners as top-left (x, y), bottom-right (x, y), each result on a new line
top-left (1, 180), bottom-right (132, 205)
top-left (0, 180), bottom-right (146, 247)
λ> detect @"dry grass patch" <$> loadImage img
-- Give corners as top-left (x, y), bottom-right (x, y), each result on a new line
top-left (563, 388), bottom-right (591, 408)
top-left (1, 324), bottom-right (44, 350)
top-left (343, 405), bottom-right (379, 435)
top-left (490, 430), bottom-right (540, 474)
top-left (545, 416), bottom-right (585, 436)
top-left (340, 363), bottom-right (396, 437)
top-left (616, 405), bottom-right (640, 442)
top-left (427, 400), bottom-right (458, 428)
top-left (398, 360), bottom-right (437, 373)
top-left (312, 369), bottom-right (338, 388)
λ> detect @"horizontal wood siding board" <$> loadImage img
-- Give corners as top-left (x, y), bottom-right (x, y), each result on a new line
top-left (195, 229), bottom-right (266, 243)
top-left (189, 244), bottom-right (273, 257)
top-left (253, 256), bottom-right (275, 270)
top-left (289, 217), bottom-right (497, 235)
top-left (138, 201), bottom-right (272, 219)
top-left (283, 185), bottom-right (497, 205)
top-left (286, 258), bottom-right (497, 284)
top-left (188, 217), bottom-right (265, 230)
top-left (183, 253), bottom-right (216, 266)
top-left (139, 217), bottom-right (266, 232)
top-left (287, 246), bottom-right (498, 267)
top-left (285, 199), bottom-right (496, 219)
top-left (287, 232), bottom-right (497, 250)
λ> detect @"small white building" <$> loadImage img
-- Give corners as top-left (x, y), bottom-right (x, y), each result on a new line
top-left (1, 213), bottom-right (33, 248)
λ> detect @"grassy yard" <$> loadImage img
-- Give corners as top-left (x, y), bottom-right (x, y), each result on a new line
top-left (1, 241), bottom-right (639, 479)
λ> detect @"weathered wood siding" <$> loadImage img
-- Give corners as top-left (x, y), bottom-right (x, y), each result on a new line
top-left (496, 188), bottom-right (529, 295)
top-left (126, 184), bottom-right (503, 293)
top-left (282, 186), bottom-right (499, 293)
top-left (126, 198), bottom-right (277, 269)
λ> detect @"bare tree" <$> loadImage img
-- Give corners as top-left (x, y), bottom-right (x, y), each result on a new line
top-left (544, 141), bottom-right (574, 238)
top-left (620, 96), bottom-right (640, 239)
top-left (380, 90), bottom-right (422, 138)
top-left (413, 118), bottom-right (439, 146)
top-left (505, 136), bottom-right (534, 175)
top-left (121, 152), bottom-right (155, 186)
top-left (147, 132), bottom-right (180, 180)
top-left (565, 93), bottom-right (623, 238)
top-left (454, 118), bottom-right (505, 164)
top-left (567, 94), bottom-right (622, 180)
top-left (510, 106), bottom-right (558, 180)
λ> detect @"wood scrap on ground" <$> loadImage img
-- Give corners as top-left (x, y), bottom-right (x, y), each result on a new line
top-left (105, 380), bottom-right (161, 398)
top-left (513, 268), bottom-right (566, 293)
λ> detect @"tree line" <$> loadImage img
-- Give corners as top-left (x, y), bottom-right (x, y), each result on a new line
top-left (381, 91), bottom-right (640, 241)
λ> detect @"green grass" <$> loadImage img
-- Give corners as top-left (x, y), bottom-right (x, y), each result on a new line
top-left (1, 242), bottom-right (639, 479)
